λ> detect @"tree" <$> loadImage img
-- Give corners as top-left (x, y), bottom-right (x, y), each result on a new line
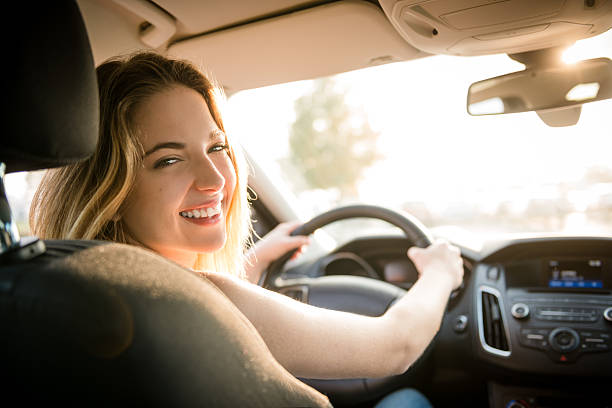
top-left (284, 77), bottom-right (380, 199)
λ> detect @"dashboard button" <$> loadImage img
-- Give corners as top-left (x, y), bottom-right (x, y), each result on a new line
top-left (519, 329), bottom-right (549, 350)
top-left (511, 303), bottom-right (530, 319)
top-left (487, 266), bottom-right (500, 280)
top-left (453, 315), bottom-right (468, 333)
top-left (604, 307), bottom-right (612, 322)
top-left (557, 333), bottom-right (572, 346)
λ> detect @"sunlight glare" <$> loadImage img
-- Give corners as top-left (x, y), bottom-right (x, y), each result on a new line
top-left (565, 82), bottom-right (600, 102)
top-left (468, 97), bottom-right (504, 115)
top-left (562, 30), bottom-right (612, 64)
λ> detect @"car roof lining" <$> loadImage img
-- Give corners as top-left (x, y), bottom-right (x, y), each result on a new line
top-left (78, 0), bottom-right (612, 94)
top-left (160, 0), bottom-right (341, 37)
top-left (168, 1), bottom-right (425, 93)
top-left (78, 0), bottom-right (426, 93)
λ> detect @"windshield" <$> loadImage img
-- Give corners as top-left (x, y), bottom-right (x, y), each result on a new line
top-left (225, 32), bottom-right (612, 248)
top-left (5, 31), bottom-right (611, 248)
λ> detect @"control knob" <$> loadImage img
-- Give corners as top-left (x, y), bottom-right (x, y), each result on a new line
top-left (511, 303), bottom-right (530, 319)
top-left (604, 307), bottom-right (612, 322)
top-left (548, 327), bottom-right (580, 353)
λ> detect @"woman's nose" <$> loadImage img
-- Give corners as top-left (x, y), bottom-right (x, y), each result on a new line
top-left (193, 155), bottom-right (225, 193)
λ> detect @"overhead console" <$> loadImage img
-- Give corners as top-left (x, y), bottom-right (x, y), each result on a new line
top-left (379, 0), bottom-right (612, 56)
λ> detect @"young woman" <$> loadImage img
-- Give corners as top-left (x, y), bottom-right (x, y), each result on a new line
top-left (30, 52), bottom-right (463, 384)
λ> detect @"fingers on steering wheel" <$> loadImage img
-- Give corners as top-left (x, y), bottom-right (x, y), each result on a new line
top-left (284, 220), bottom-right (303, 232)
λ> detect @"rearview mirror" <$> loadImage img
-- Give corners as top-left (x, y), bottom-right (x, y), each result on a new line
top-left (467, 58), bottom-right (612, 116)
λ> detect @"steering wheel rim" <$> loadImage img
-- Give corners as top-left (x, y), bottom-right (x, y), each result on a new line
top-left (261, 204), bottom-right (434, 289)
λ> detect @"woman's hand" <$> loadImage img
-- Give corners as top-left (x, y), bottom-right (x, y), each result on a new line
top-left (407, 239), bottom-right (464, 290)
top-left (244, 221), bottom-right (310, 284)
top-left (380, 239), bottom-right (464, 372)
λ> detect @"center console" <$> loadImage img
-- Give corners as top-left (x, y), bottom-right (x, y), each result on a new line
top-left (502, 257), bottom-right (612, 365)
top-left (471, 240), bottom-right (612, 408)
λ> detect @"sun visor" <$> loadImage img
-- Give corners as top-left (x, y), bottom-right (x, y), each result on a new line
top-left (379, 0), bottom-right (612, 56)
top-left (168, 1), bottom-right (424, 94)
top-left (2, 1), bottom-right (99, 173)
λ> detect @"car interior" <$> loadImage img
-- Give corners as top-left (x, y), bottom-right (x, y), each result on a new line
top-left (2, 1), bottom-right (612, 407)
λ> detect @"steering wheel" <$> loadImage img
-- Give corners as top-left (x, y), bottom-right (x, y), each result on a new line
top-left (259, 205), bottom-right (453, 404)
top-left (262, 204), bottom-right (433, 289)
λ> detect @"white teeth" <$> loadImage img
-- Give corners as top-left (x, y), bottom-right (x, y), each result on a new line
top-left (210, 205), bottom-right (221, 217)
top-left (180, 205), bottom-right (222, 219)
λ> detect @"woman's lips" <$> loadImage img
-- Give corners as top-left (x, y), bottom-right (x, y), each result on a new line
top-left (179, 196), bottom-right (224, 225)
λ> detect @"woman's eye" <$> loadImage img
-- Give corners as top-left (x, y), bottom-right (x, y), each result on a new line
top-left (154, 158), bottom-right (181, 169)
top-left (208, 143), bottom-right (229, 154)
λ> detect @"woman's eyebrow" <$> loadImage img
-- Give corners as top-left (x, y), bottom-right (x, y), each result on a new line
top-left (144, 142), bottom-right (185, 157)
top-left (211, 129), bottom-right (226, 140)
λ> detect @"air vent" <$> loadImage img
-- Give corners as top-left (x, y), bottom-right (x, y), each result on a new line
top-left (478, 286), bottom-right (511, 357)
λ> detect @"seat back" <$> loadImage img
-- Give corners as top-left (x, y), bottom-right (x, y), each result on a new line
top-left (0, 2), bottom-right (330, 406)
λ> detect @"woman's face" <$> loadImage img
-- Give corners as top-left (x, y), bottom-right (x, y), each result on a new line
top-left (122, 85), bottom-right (236, 268)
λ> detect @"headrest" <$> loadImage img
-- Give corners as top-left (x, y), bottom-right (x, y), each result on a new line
top-left (2, 1), bottom-right (99, 174)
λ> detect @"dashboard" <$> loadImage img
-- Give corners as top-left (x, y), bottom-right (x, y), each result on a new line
top-left (471, 237), bottom-right (612, 408)
top-left (282, 235), bottom-right (612, 408)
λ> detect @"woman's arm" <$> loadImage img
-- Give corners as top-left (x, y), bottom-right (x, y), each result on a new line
top-left (205, 240), bottom-right (463, 379)
top-left (244, 221), bottom-right (310, 284)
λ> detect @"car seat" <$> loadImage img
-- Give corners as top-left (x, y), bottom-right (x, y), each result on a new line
top-left (0, 2), bottom-right (330, 407)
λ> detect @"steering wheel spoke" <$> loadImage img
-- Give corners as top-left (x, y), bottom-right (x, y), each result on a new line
top-left (274, 274), bottom-right (407, 316)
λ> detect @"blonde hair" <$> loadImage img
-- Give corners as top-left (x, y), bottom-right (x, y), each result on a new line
top-left (30, 51), bottom-right (252, 278)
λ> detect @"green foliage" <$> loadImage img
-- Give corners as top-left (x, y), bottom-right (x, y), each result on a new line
top-left (286, 77), bottom-right (380, 198)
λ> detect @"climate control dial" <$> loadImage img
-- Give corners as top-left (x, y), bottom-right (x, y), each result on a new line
top-left (548, 327), bottom-right (580, 353)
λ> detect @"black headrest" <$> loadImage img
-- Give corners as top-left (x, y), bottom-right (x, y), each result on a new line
top-left (2, 1), bottom-right (99, 174)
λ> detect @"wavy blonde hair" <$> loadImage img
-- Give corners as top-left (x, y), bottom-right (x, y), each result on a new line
top-left (30, 51), bottom-right (252, 278)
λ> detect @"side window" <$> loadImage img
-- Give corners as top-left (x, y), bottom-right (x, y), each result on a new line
top-left (4, 170), bottom-right (45, 237)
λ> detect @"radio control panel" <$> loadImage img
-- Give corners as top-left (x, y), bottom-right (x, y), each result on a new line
top-left (518, 326), bottom-right (610, 362)
top-left (472, 240), bottom-right (612, 407)
top-left (508, 294), bottom-right (612, 364)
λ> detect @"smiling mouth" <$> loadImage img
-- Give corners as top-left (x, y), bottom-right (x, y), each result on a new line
top-left (179, 203), bottom-right (222, 219)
